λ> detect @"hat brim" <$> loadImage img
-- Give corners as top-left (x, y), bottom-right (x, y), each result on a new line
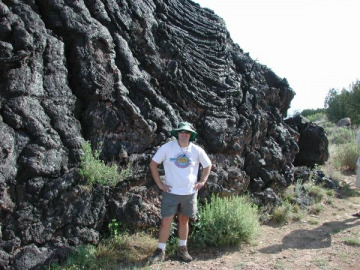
top-left (171, 127), bottom-right (197, 141)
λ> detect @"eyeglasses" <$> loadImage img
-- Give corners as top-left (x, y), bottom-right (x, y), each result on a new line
top-left (178, 130), bottom-right (191, 134)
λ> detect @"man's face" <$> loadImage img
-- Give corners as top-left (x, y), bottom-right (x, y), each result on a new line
top-left (178, 130), bottom-right (191, 142)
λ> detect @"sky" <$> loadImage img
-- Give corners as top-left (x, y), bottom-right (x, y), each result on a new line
top-left (192, 0), bottom-right (360, 115)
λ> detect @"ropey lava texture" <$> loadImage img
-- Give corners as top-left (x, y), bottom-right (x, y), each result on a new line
top-left (0, 0), bottom-right (326, 268)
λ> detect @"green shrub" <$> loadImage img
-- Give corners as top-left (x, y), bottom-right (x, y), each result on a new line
top-left (272, 202), bottom-right (304, 224)
top-left (309, 203), bottom-right (323, 215)
top-left (333, 141), bottom-right (359, 171)
top-left (79, 141), bottom-right (123, 186)
top-left (304, 112), bottom-right (327, 123)
top-left (272, 200), bottom-right (293, 225)
top-left (304, 183), bottom-right (327, 203)
top-left (327, 127), bottom-right (357, 145)
top-left (191, 195), bottom-right (260, 247)
top-left (300, 108), bottom-right (326, 119)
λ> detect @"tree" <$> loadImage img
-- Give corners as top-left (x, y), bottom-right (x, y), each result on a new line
top-left (324, 80), bottom-right (360, 124)
top-left (346, 80), bottom-right (360, 124)
top-left (325, 88), bottom-right (349, 123)
top-left (324, 88), bottom-right (338, 109)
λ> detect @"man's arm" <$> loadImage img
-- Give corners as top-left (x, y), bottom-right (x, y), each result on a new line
top-left (149, 160), bottom-right (172, 192)
top-left (194, 165), bottom-right (212, 191)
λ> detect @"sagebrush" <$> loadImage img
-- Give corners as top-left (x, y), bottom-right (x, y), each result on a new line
top-left (191, 195), bottom-right (260, 247)
top-left (79, 141), bottom-right (123, 186)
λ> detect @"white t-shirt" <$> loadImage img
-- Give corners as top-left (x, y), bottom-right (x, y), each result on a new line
top-left (152, 140), bottom-right (212, 195)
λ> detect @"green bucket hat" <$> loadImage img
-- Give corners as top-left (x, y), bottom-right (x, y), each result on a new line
top-left (171, 122), bottom-right (197, 141)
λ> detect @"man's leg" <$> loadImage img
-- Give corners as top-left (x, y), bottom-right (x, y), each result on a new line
top-left (178, 213), bottom-right (189, 242)
top-left (149, 215), bottom-right (174, 263)
top-left (177, 213), bottom-right (192, 262)
top-left (159, 215), bottom-right (174, 243)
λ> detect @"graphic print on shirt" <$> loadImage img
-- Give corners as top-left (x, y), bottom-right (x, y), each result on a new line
top-left (170, 153), bottom-right (191, 168)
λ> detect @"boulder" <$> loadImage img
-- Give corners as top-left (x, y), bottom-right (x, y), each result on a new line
top-left (285, 115), bottom-right (329, 167)
top-left (336, 117), bottom-right (351, 127)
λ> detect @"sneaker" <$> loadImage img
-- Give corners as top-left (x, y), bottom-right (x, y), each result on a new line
top-left (177, 246), bottom-right (193, 262)
top-left (148, 248), bottom-right (165, 263)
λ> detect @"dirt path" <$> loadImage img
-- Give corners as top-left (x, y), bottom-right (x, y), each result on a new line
top-left (149, 176), bottom-right (360, 270)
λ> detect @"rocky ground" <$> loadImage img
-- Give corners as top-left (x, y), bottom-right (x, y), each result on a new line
top-left (149, 174), bottom-right (360, 270)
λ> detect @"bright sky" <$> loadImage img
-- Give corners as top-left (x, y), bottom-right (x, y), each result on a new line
top-left (192, 0), bottom-right (360, 115)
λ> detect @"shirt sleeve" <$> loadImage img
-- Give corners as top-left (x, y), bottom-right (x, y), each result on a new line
top-left (152, 144), bottom-right (167, 164)
top-left (198, 147), bottom-right (212, 168)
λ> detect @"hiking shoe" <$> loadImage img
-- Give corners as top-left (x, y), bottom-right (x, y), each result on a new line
top-left (148, 248), bottom-right (165, 263)
top-left (177, 246), bottom-right (193, 262)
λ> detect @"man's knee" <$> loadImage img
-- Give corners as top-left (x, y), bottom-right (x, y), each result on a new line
top-left (161, 216), bottom-right (174, 227)
top-left (178, 214), bottom-right (190, 224)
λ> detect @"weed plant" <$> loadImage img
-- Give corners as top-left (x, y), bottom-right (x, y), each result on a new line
top-left (272, 200), bottom-right (293, 225)
top-left (308, 218), bottom-right (319, 225)
top-left (304, 183), bottom-right (327, 203)
top-left (79, 141), bottom-right (124, 186)
top-left (309, 203), bottom-right (323, 215)
top-left (191, 195), bottom-right (260, 247)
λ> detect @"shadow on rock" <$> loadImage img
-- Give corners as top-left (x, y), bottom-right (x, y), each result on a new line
top-left (259, 218), bottom-right (360, 254)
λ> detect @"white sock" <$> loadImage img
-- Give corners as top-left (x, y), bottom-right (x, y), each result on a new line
top-left (179, 239), bottom-right (187, 247)
top-left (158, 242), bottom-right (166, 250)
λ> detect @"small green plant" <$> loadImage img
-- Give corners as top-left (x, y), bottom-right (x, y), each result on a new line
top-left (308, 218), bottom-right (319, 225)
top-left (272, 200), bottom-right (293, 225)
top-left (304, 183), bottom-right (326, 203)
top-left (344, 238), bottom-right (360, 246)
top-left (191, 195), bottom-right (260, 247)
top-left (108, 219), bottom-right (127, 238)
top-left (309, 203), bottom-right (323, 214)
top-left (290, 204), bottom-right (306, 221)
top-left (333, 141), bottom-right (359, 171)
top-left (79, 141), bottom-right (122, 186)
top-left (119, 162), bottom-right (134, 179)
top-left (312, 258), bottom-right (328, 268)
top-left (294, 179), bottom-right (304, 198)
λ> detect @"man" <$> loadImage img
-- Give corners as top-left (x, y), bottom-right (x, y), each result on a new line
top-left (149, 122), bottom-right (212, 262)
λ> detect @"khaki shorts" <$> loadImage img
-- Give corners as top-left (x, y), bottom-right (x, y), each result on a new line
top-left (161, 192), bottom-right (197, 219)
